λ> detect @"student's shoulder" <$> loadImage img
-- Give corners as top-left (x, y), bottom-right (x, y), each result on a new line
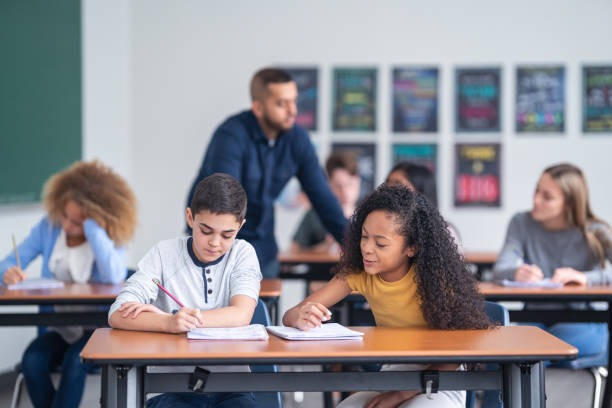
top-left (509, 211), bottom-right (533, 228)
top-left (216, 110), bottom-right (255, 135)
top-left (228, 239), bottom-right (258, 258)
top-left (150, 236), bottom-right (188, 258)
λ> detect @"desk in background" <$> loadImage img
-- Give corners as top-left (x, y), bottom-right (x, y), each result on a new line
top-left (82, 325), bottom-right (576, 408)
top-left (479, 282), bottom-right (612, 408)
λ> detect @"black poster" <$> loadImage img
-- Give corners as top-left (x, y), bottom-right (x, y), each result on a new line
top-left (583, 66), bottom-right (612, 133)
top-left (454, 143), bottom-right (501, 207)
top-left (516, 66), bottom-right (565, 133)
top-left (455, 68), bottom-right (501, 132)
top-left (392, 67), bottom-right (438, 132)
top-left (284, 67), bottom-right (318, 131)
top-left (332, 68), bottom-right (377, 131)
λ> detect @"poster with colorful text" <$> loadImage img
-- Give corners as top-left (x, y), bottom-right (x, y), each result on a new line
top-left (454, 143), bottom-right (501, 207)
top-left (392, 67), bottom-right (438, 132)
top-left (391, 144), bottom-right (437, 174)
top-left (455, 68), bottom-right (501, 132)
top-left (332, 68), bottom-right (377, 131)
top-left (583, 66), bottom-right (612, 133)
top-left (516, 66), bottom-right (565, 132)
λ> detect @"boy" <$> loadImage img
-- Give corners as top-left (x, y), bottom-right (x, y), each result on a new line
top-left (109, 173), bottom-right (261, 408)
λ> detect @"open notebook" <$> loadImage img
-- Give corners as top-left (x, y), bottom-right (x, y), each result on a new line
top-left (187, 324), bottom-right (269, 340)
top-left (7, 278), bottom-right (65, 290)
top-left (497, 279), bottom-right (562, 289)
top-left (267, 323), bottom-right (364, 340)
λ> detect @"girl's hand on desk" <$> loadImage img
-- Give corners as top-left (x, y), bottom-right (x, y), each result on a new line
top-left (365, 390), bottom-right (419, 408)
top-left (3, 266), bottom-right (26, 285)
top-left (296, 302), bottom-right (331, 331)
top-left (166, 308), bottom-right (204, 333)
top-left (514, 264), bottom-right (544, 282)
top-left (552, 267), bottom-right (587, 286)
top-left (119, 302), bottom-right (165, 318)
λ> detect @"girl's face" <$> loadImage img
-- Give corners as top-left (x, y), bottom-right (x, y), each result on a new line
top-left (386, 170), bottom-right (414, 190)
top-left (61, 200), bottom-right (86, 238)
top-left (186, 208), bottom-right (244, 263)
top-left (360, 210), bottom-right (415, 282)
top-left (532, 172), bottom-right (566, 227)
top-left (329, 168), bottom-right (361, 208)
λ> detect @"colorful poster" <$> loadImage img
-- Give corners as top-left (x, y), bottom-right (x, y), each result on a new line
top-left (332, 68), bottom-right (377, 131)
top-left (284, 67), bottom-right (318, 131)
top-left (392, 67), bottom-right (438, 132)
top-left (516, 66), bottom-right (565, 132)
top-left (454, 144), bottom-right (501, 207)
top-left (583, 66), bottom-right (612, 132)
top-left (332, 143), bottom-right (376, 196)
top-left (391, 144), bottom-right (437, 173)
top-left (455, 68), bottom-right (501, 132)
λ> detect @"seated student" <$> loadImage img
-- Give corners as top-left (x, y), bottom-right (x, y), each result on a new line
top-left (386, 161), bottom-right (461, 248)
top-left (109, 173), bottom-right (261, 408)
top-left (283, 184), bottom-right (491, 408)
top-left (0, 160), bottom-right (137, 408)
top-left (291, 150), bottom-right (361, 253)
top-left (493, 163), bottom-right (612, 359)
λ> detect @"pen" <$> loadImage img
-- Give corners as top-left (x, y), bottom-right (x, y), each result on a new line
top-left (512, 247), bottom-right (527, 265)
top-left (152, 278), bottom-right (185, 308)
top-left (12, 234), bottom-right (21, 270)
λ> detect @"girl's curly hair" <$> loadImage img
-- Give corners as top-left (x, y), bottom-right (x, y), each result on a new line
top-left (43, 160), bottom-right (137, 246)
top-left (335, 184), bottom-right (491, 330)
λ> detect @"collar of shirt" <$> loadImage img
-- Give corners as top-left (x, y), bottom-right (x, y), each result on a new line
top-left (186, 237), bottom-right (225, 268)
top-left (247, 110), bottom-right (286, 146)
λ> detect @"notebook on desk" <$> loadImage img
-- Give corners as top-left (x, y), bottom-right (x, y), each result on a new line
top-left (6, 278), bottom-right (65, 290)
top-left (266, 323), bottom-right (364, 340)
top-left (187, 324), bottom-right (269, 340)
top-left (497, 279), bottom-right (562, 289)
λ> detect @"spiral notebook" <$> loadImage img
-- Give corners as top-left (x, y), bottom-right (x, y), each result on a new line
top-left (266, 323), bottom-right (364, 340)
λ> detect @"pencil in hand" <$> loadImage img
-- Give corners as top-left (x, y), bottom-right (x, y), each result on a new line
top-left (12, 234), bottom-right (21, 270)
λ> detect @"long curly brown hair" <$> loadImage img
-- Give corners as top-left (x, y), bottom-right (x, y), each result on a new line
top-left (43, 160), bottom-right (137, 246)
top-left (335, 184), bottom-right (491, 330)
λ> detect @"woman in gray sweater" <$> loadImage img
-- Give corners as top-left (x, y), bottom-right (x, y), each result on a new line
top-left (493, 163), bottom-right (612, 357)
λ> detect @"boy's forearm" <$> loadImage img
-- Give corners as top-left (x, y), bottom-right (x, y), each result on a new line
top-left (200, 305), bottom-right (253, 327)
top-left (109, 310), bottom-right (172, 332)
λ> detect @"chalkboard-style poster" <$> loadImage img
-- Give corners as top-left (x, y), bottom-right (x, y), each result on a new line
top-left (583, 66), bottom-right (612, 132)
top-left (392, 67), bottom-right (438, 132)
top-left (455, 68), bottom-right (501, 132)
top-left (516, 66), bottom-right (565, 132)
top-left (332, 143), bottom-right (376, 196)
top-left (391, 144), bottom-right (437, 174)
top-left (283, 67), bottom-right (318, 131)
top-left (454, 144), bottom-right (501, 207)
top-left (332, 68), bottom-right (377, 131)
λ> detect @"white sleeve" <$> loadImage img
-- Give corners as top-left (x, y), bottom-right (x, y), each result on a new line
top-left (228, 242), bottom-right (262, 301)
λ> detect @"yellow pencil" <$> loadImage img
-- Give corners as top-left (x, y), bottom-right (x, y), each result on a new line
top-left (12, 234), bottom-right (21, 270)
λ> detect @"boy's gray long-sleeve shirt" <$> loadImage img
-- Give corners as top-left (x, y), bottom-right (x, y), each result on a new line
top-left (493, 211), bottom-right (612, 285)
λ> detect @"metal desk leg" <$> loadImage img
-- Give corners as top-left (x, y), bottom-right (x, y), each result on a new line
top-left (114, 365), bottom-right (142, 408)
top-left (603, 305), bottom-right (612, 408)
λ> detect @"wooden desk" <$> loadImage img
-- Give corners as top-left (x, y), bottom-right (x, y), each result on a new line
top-left (82, 326), bottom-right (576, 408)
top-left (0, 280), bottom-right (282, 327)
top-left (480, 282), bottom-right (612, 407)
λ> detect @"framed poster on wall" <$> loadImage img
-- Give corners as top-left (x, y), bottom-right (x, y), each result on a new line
top-left (391, 143), bottom-right (437, 173)
top-left (455, 67), bottom-right (501, 132)
top-left (516, 66), bottom-right (565, 133)
top-left (454, 143), bottom-right (501, 207)
top-left (392, 67), bottom-right (438, 132)
top-left (332, 68), bottom-right (377, 131)
top-left (283, 67), bottom-right (318, 131)
top-left (583, 65), bottom-right (612, 133)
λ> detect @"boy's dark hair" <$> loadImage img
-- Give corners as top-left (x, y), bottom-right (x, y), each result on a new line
top-left (250, 68), bottom-right (294, 101)
top-left (190, 173), bottom-right (247, 221)
top-left (389, 161), bottom-right (438, 207)
top-left (335, 183), bottom-right (491, 330)
top-left (326, 150), bottom-right (359, 177)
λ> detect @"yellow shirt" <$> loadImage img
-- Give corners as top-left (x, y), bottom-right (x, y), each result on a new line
top-left (345, 263), bottom-right (427, 328)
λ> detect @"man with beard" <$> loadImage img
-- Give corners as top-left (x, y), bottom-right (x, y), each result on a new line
top-left (186, 68), bottom-right (347, 278)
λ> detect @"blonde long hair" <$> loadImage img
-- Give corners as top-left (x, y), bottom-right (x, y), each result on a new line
top-left (42, 160), bottom-right (137, 246)
top-left (545, 163), bottom-right (610, 266)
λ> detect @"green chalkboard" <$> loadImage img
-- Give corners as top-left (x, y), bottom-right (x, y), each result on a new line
top-left (0, 0), bottom-right (81, 204)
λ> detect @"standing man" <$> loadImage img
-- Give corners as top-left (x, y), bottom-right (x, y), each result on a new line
top-left (186, 68), bottom-right (347, 278)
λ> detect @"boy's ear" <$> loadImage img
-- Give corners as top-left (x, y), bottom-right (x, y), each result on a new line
top-left (404, 245), bottom-right (416, 258)
top-left (186, 208), bottom-right (194, 229)
top-left (239, 218), bottom-right (246, 230)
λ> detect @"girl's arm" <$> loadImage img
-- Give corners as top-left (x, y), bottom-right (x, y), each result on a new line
top-left (84, 219), bottom-right (127, 284)
top-left (283, 276), bottom-right (351, 330)
top-left (0, 217), bottom-right (49, 281)
top-left (492, 214), bottom-right (528, 281)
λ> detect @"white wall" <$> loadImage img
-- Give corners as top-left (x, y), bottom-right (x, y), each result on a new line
top-left (0, 0), bottom-right (131, 372)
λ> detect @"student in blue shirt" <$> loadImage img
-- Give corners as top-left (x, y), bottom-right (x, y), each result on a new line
top-left (0, 160), bottom-right (137, 408)
top-left (186, 68), bottom-right (347, 278)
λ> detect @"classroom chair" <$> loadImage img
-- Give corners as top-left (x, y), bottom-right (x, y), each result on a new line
top-left (550, 346), bottom-right (608, 408)
top-left (465, 301), bottom-right (509, 408)
top-left (250, 298), bottom-right (283, 408)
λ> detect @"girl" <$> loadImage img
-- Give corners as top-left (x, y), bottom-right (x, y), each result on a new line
top-left (0, 160), bottom-right (137, 408)
top-left (493, 163), bottom-right (612, 358)
top-left (283, 184), bottom-right (491, 408)
top-left (386, 161), bottom-right (461, 248)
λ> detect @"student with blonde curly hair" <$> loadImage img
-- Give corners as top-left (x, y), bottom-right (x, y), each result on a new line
top-left (0, 160), bottom-right (137, 408)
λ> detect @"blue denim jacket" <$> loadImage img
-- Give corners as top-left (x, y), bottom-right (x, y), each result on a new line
top-left (186, 110), bottom-right (346, 268)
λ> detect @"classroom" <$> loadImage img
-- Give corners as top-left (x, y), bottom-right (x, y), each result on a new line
top-left (1, 1), bottom-right (612, 407)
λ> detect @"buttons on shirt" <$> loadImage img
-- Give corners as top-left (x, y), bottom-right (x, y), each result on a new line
top-left (207, 278), bottom-right (212, 282)
top-left (205, 269), bottom-right (210, 274)
top-left (208, 289), bottom-right (213, 294)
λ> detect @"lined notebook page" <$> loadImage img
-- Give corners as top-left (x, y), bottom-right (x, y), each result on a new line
top-left (187, 324), bottom-right (268, 340)
top-left (267, 323), bottom-right (364, 340)
top-left (7, 278), bottom-right (65, 290)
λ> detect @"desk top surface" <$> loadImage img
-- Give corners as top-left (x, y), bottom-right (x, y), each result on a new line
top-left (479, 282), bottom-right (612, 297)
top-left (278, 251), bottom-right (498, 265)
top-left (81, 326), bottom-right (576, 365)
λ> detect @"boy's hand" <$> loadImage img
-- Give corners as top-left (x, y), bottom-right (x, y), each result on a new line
top-left (514, 264), bottom-right (543, 282)
top-left (552, 267), bottom-right (587, 286)
top-left (119, 301), bottom-right (165, 319)
top-left (3, 266), bottom-right (26, 285)
top-left (296, 302), bottom-right (332, 331)
top-left (166, 308), bottom-right (205, 333)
